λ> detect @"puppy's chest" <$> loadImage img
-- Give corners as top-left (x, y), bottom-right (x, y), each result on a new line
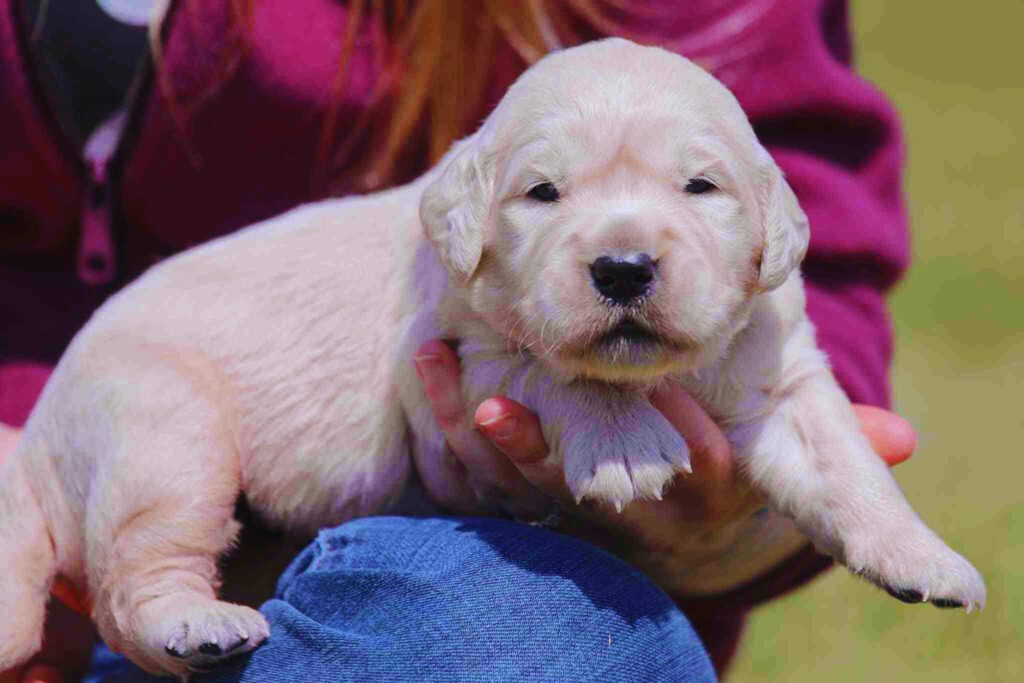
top-left (674, 359), bottom-right (776, 431)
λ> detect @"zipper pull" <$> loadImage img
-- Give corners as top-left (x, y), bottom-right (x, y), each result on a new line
top-left (77, 111), bottom-right (126, 285)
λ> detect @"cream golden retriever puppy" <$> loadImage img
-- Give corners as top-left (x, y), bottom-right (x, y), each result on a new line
top-left (0, 39), bottom-right (985, 678)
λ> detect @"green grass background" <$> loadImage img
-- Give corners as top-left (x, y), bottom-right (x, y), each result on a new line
top-left (731, 2), bottom-right (1024, 681)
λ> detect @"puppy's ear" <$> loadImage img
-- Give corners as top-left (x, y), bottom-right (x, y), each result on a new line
top-left (419, 131), bottom-right (496, 284)
top-left (756, 149), bottom-right (810, 292)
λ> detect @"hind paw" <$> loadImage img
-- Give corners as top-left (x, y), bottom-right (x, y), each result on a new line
top-left (130, 595), bottom-right (269, 675)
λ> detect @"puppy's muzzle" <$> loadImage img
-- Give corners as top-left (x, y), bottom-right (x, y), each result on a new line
top-left (589, 253), bottom-right (656, 305)
top-left (600, 317), bottom-right (659, 346)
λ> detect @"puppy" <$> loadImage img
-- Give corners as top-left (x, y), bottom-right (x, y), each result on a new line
top-left (0, 39), bottom-right (985, 678)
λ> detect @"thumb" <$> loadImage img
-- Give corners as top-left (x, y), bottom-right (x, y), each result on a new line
top-left (475, 398), bottom-right (569, 502)
top-left (852, 404), bottom-right (917, 467)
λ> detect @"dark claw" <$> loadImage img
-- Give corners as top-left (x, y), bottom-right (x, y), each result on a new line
top-left (225, 635), bottom-right (250, 654)
top-left (933, 598), bottom-right (964, 609)
top-left (886, 587), bottom-right (924, 604)
top-left (188, 644), bottom-right (255, 673)
top-left (165, 646), bottom-right (186, 658)
top-left (199, 642), bottom-right (224, 656)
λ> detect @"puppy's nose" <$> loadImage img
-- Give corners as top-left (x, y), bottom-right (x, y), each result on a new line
top-left (590, 254), bottom-right (656, 304)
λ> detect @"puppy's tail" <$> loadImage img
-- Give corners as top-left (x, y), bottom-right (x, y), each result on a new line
top-left (0, 443), bottom-right (57, 672)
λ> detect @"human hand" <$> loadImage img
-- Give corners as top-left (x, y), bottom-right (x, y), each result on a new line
top-left (0, 425), bottom-right (95, 683)
top-left (412, 341), bottom-right (916, 595)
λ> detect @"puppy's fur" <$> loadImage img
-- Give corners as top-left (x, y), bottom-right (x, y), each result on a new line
top-left (0, 40), bottom-right (985, 677)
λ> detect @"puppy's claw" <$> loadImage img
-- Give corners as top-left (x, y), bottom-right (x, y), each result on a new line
top-left (613, 500), bottom-right (624, 513)
top-left (933, 598), bottom-right (964, 610)
top-left (885, 587), bottom-right (924, 604)
top-left (847, 522), bottom-right (986, 613)
top-left (150, 600), bottom-right (269, 674)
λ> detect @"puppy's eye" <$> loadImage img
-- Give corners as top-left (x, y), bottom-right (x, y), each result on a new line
top-left (684, 178), bottom-right (717, 195)
top-left (527, 182), bottom-right (561, 202)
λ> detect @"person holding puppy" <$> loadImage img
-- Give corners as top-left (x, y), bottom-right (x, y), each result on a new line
top-left (0, 1), bottom-right (916, 681)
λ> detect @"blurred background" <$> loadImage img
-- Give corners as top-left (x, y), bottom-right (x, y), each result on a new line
top-left (733, 1), bottom-right (1024, 681)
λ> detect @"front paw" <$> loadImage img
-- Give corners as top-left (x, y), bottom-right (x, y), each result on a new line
top-left (843, 522), bottom-right (987, 611)
top-left (561, 404), bottom-right (690, 511)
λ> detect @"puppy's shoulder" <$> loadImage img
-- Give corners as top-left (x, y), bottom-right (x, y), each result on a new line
top-left (751, 271), bottom-right (809, 336)
top-left (734, 271), bottom-right (827, 388)
top-left (683, 272), bottom-right (817, 418)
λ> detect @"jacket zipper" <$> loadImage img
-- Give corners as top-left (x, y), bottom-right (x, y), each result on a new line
top-left (15, 0), bottom-right (162, 286)
top-left (76, 111), bottom-right (125, 285)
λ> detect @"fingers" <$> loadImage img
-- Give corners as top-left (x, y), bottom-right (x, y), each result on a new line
top-left (649, 384), bottom-right (733, 487)
top-left (473, 398), bottom-right (548, 464)
top-left (647, 383), bottom-right (764, 521)
top-left (852, 404), bottom-right (917, 467)
top-left (414, 341), bottom-right (547, 516)
top-left (414, 341), bottom-right (484, 460)
top-left (474, 398), bottom-right (569, 503)
top-left (417, 339), bottom-right (915, 529)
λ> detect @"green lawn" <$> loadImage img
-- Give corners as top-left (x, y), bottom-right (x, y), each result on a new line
top-left (730, 2), bottom-right (1024, 681)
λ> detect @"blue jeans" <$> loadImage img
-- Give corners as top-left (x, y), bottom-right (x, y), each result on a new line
top-left (87, 517), bottom-right (715, 682)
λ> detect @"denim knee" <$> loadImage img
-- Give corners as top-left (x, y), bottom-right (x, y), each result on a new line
top-left (207, 516), bottom-right (715, 682)
top-left (86, 516), bottom-right (716, 682)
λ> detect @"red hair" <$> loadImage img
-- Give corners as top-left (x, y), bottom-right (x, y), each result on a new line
top-left (152, 1), bottom-right (648, 193)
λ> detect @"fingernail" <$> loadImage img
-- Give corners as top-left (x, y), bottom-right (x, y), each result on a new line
top-left (479, 413), bottom-right (519, 440)
top-left (413, 354), bottom-right (443, 383)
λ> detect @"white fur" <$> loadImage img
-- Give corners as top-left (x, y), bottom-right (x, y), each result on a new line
top-left (0, 39), bottom-right (984, 679)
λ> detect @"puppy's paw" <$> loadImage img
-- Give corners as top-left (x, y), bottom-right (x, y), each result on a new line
top-left (138, 596), bottom-right (270, 674)
top-left (843, 523), bottom-right (987, 612)
top-left (563, 404), bottom-right (689, 510)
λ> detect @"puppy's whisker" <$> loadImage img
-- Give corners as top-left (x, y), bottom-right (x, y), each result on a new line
top-left (539, 318), bottom-right (554, 357)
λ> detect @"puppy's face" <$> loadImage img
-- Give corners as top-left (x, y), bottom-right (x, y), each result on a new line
top-left (422, 39), bottom-right (808, 383)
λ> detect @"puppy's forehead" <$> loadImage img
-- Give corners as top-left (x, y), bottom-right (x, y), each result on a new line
top-left (493, 39), bottom-right (754, 157)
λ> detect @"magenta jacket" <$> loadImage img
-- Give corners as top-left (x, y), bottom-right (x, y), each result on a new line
top-left (0, 0), bottom-right (909, 674)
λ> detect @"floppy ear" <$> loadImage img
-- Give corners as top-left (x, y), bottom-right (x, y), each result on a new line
top-left (757, 151), bottom-right (810, 292)
top-left (419, 132), bottom-right (496, 284)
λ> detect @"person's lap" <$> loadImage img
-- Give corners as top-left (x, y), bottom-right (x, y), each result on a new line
top-left (86, 516), bottom-right (715, 682)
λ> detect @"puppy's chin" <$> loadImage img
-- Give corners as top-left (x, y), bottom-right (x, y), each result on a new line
top-left (547, 322), bottom-right (698, 385)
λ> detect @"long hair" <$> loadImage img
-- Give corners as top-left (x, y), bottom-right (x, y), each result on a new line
top-left (150, 1), bottom-right (660, 193)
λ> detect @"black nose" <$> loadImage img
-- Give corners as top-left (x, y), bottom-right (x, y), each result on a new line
top-left (590, 254), bottom-right (656, 304)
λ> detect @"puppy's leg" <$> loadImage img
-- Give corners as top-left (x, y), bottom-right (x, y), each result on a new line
top-left (0, 450), bottom-right (56, 671)
top-left (89, 447), bottom-right (268, 677)
top-left (458, 343), bottom-right (690, 510)
top-left (734, 367), bottom-right (986, 610)
top-left (84, 369), bottom-right (268, 677)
